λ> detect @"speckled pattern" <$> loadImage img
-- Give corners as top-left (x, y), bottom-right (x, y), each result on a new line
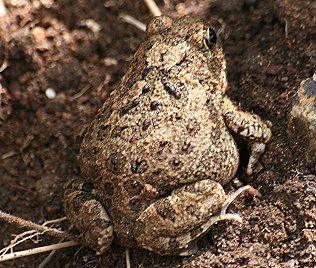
top-left (64, 16), bottom-right (272, 256)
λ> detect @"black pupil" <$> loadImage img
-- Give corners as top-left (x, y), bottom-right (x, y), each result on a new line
top-left (208, 28), bottom-right (217, 44)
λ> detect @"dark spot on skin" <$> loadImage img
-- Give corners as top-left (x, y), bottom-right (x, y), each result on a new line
top-left (186, 123), bottom-right (194, 132)
top-left (102, 181), bottom-right (114, 197)
top-left (175, 52), bottom-right (188, 67)
top-left (160, 141), bottom-right (169, 147)
top-left (141, 66), bottom-right (153, 79)
top-left (171, 158), bottom-right (181, 166)
top-left (181, 142), bottom-right (191, 152)
top-left (155, 199), bottom-right (176, 221)
top-left (142, 83), bottom-right (152, 94)
top-left (121, 98), bottom-right (140, 116)
top-left (124, 179), bottom-right (143, 195)
top-left (130, 135), bottom-right (140, 144)
top-left (159, 51), bottom-right (167, 62)
top-left (153, 168), bottom-right (163, 175)
top-left (81, 182), bottom-right (94, 192)
top-left (150, 101), bottom-right (162, 110)
top-left (107, 153), bottom-right (123, 174)
top-left (152, 119), bottom-right (158, 127)
top-left (131, 160), bottom-right (148, 174)
top-left (142, 119), bottom-right (151, 130)
top-left (175, 112), bottom-right (182, 120)
top-left (158, 141), bottom-right (170, 155)
top-left (163, 81), bottom-right (181, 99)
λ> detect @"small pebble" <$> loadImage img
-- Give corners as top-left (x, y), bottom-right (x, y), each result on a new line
top-left (45, 88), bottom-right (56, 99)
top-left (85, 19), bottom-right (101, 33)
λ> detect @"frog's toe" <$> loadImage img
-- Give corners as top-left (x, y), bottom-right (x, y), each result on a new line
top-left (246, 142), bottom-right (267, 175)
top-left (220, 185), bottom-right (261, 215)
top-left (64, 178), bottom-right (114, 255)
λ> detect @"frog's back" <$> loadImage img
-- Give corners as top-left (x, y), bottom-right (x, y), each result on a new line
top-left (80, 29), bottom-right (236, 189)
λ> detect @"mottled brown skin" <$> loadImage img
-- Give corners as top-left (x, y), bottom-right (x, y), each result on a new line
top-left (64, 16), bottom-right (272, 256)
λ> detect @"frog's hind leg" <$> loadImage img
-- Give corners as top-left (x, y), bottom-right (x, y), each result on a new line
top-left (64, 177), bottom-right (114, 255)
top-left (222, 96), bottom-right (272, 175)
top-left (134, 179), bottom-right (241, 256)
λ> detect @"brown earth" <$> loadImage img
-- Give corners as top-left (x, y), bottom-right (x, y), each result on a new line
top-left (0, 0), bottom-right (315, 267)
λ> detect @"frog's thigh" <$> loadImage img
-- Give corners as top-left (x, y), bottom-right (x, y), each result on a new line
top-left (64, 177), bottom-right (114, 255)
top-left (222, 96), bottom-right (272, 175)
top-left (135, 179), bottom-right (227, 255)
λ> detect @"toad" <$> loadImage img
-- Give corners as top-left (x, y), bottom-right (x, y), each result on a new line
top-left (64, 16), bottom-right (272, 256)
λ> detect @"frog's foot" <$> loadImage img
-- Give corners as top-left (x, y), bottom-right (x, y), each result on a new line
top-left (64, 178), bottom-right (114, 255)
top-left (134, 179), bottom-right (242, 256)
top-left (222, 96), bottom-right (272, 176)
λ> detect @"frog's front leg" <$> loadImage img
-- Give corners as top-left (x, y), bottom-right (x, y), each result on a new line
top-left (134, 179), bottom-right (241, 256)
top-left (222, 97), bottom-right (272, 175)
top-left (64, 178), bottom-right (114, 255)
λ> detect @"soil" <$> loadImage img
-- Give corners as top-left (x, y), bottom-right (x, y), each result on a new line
top-left (0, 0), bottom-right (315, 267)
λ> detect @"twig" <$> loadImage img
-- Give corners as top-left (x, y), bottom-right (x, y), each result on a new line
top-left (120, 14), bottom-right (146, 32)
top-left (125, 248), bottom-right (131, 268)
top-left (0, 217), bottom-right (68, 255)
top-left (0, 241), bottom-right (79, 262)
top-left (2, 230), bottom-right (38, 253)
top-left (284, 19), bottom-right (288, 38)
top-left (1, 150), bottom-right (17, 160)
top-left (70, 85), bottom-right (91, 101)
top-left (37, 239), bottom-right (64, 268)
top-left (0, 210), bottom-right (75, 241)
top-left (42, 217), bottom-right (67, 226)
top-left (0, 230), bottom-right (43, 256)
top-left (144, 0), bottom-right (162, 17)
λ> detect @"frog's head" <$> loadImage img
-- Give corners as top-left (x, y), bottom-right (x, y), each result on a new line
top-left (145, 16), bottom-right (227, 93)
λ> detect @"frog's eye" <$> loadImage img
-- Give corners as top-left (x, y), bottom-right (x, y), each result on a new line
top-left (203, 27), bottom-right (217, 49)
